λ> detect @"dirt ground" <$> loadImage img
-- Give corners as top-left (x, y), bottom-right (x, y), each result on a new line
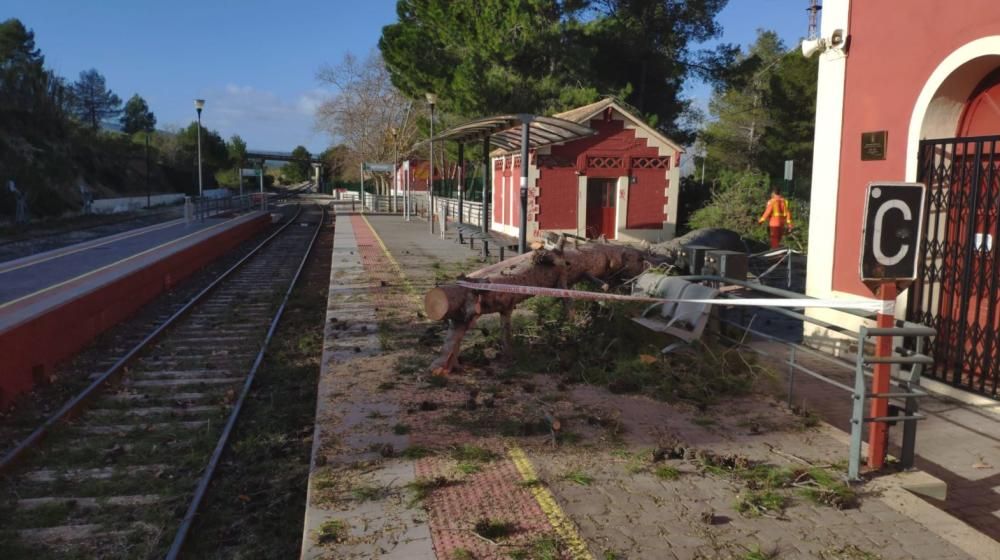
top-left (305, 215), bottom-right (977, 560)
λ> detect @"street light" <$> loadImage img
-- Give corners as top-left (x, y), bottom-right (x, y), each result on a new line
top-left (195, 99), bottom-right (205, 197)
top-left (390, 127), bottom-right (398, 215)
top-left (426, 92), bottom-right (437, 234)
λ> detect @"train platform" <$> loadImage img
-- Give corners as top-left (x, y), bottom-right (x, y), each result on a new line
top-left (0, 210), bottom-right (271, 405)
top-left (303, 213), bottom-right (991, 560)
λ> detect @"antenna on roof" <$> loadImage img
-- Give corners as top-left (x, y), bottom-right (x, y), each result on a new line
top-left (807, 0), bottom-right (822, 40)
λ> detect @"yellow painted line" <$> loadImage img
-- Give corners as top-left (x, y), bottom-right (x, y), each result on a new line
top-left (0, 214), bottom-right (249, 311)
top-left (0, 218), bottom-right (186, 275)
top-left (358, 214), bottom-right (418, 299)
top-left (358, 217), bottom-right (589, 556)
top-left (508, 445), bottom-right (594, 560)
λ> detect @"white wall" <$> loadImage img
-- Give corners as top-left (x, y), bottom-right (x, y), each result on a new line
top-left (91, 193), bottom-right (185, 214)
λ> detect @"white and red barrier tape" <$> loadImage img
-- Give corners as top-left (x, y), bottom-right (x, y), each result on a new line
top-left (455, 280), bottom-right (895, 315)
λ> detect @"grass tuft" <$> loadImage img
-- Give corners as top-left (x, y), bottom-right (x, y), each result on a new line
top-left (654, 465), bottom-right (680, 480)
top-left (406, 476), bottom-right (452, 504)
top-left (392, 423), bottom-right (411, 435)
top-left (315, 519), bottom-right (348, 544)
top-left (734, 490), bottom-right (786, 517)
top-left (561, 469), bottom-right (593, 486)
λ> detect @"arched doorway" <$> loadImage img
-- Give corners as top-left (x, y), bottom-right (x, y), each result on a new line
top-left (909, 64), bottom-right (1000, 396)
top-left (957, 66), bottom-right (1000, 136)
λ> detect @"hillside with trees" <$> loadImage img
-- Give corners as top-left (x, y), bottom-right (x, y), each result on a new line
top-left (0, 18), bottom-right (248, 221)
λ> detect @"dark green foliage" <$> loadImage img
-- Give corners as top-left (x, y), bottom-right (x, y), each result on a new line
top-left (0, 18), bottom-right (252, 219)
top-left (506, 296), bottom-right (764, 408)
top-left (70, 68), bottom-right (122, 130)
top-left (701, 30), bottom-right (818, 195)
top-left (687, 169), bottom-right (771, 243)
top-left (379, 0), bottom-right (733, 141)
top-left (120, 94), bottom-right (156, 134)
top-left (284, 145), bottom-right (313, 183)
top-left (228, 134), bottom-right (248, 165)
top-left (687, 169), bottom-right (810, 249)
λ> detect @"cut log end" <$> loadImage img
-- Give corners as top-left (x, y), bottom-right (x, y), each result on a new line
top-left (424, 285), bottom-right (469, 321)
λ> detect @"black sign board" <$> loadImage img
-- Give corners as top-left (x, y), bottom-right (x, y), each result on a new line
top-left (861, 130), bottom-right (887, 161)
top-left (859, 182), bottom-right (926, 288)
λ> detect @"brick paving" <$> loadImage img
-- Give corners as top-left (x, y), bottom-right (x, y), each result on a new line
top-left (304, 211), bottom-right (988, 559)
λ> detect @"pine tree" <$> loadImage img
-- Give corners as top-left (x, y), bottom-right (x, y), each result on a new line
top-left (120, 94), bottom-right (156, 134)
top-left (71, 68), bottom-right (122, 130)
top-left (378, 0), bottom-right (731, 140)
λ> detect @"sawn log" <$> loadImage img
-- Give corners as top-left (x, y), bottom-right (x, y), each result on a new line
top-left (424, 240), bottom-right (648, 374)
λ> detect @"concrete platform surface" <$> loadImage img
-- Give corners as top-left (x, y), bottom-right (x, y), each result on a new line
top-left (303, 213), bottom-right (992, 560)
top-left (0, 210), bottom-right (270, 405)
top-left (0, 214), bottom-right (243, 306)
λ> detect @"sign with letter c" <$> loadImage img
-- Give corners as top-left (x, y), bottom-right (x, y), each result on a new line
top-left (859, 182), bottom-right (926, 289)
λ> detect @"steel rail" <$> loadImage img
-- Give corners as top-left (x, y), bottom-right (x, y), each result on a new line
top-left (165, 205), bottom-right (325, 559)
top-left (0, 203), bottom-right (305, 474)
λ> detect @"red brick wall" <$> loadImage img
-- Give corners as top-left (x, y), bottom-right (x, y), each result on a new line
top-left (539, 118), bottom-right (666, 231)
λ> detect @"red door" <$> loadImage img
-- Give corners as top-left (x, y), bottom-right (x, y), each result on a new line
top-left (586, 179), bottom-right (616, 239)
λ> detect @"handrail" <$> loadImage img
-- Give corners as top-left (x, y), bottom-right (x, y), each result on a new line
top-left (676, 274), bottom-right (930, 331)
top-left (642, 272), bottom-right (936, 481)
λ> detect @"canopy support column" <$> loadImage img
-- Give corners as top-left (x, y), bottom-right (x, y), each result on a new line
top-left (457, 142), bottom-right (465, 225)
top-left (518, 115), bottom-right (532, 254)
top-left (482, 135), bottom-right (491, 259)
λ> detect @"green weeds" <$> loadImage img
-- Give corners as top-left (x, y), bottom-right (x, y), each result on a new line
top-left (315, 519), bottom-right (347, 544)
top-left (561, 469), bottom-right (593, 486)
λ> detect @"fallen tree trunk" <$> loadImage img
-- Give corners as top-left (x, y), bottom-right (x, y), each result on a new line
top-left (425, 239), bottom-right (648, 374)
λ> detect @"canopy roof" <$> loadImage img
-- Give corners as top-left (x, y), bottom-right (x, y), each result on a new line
top-left (426, 114), bottom-right (594, 151)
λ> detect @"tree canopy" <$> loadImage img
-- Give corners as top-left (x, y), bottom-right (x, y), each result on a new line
top-left (120, 94), bottom-right (156, 134)
top-left (71, 68), bottom-right (122, 130)
top-left (284, 145), bottom-right (313, 182)
top-left (379, 0), bottom-right (733, 141)
top-left (227, 135), bottom-right (247, 166)
top-left (700, 30), bottom-right (818, 194)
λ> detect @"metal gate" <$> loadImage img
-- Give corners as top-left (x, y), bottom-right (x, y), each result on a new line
top-left (908, 135), bottom-right (1000, 397)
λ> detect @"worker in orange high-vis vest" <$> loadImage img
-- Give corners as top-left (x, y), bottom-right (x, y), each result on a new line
top-left (759, 187), bottom-right (794, 249)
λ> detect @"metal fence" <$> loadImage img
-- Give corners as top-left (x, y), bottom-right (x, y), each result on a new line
top-left (688, 275), bottom-right (935, 481)
top-left (191, 194), bottom-right (258, 220)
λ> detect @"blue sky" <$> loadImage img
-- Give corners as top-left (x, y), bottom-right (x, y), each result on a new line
top-left (6, 1), bottom-right (806, 153)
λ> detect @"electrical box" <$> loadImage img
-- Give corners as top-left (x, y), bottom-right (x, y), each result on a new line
top-left (678, 245), bottom-right (714, 275)
top-left (705, 249), bottom-right (749, 281)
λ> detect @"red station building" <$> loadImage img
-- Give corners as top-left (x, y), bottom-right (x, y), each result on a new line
top-left (807, 0), bottom-right (1000, 395)
top-left (489, 99), bottom-right (683, 243)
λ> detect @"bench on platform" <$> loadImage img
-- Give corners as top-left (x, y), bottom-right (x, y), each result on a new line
top-left (455, 223), bottom-right (516, 260)
top-left (631, 277), bottom-right (719, 353)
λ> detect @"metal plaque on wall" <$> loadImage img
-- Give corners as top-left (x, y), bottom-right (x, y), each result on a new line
top-left (861, 130), bottom-right (888, 161)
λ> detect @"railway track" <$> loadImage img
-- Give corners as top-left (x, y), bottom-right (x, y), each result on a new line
top-left (0, 202), bottom-right (326, 559)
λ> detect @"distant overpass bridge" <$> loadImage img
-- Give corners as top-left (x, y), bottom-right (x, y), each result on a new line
top-left (244, 150), bottom-right (322, 164)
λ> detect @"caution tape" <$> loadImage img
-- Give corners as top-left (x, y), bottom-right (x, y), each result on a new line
top-left (455, 280), bottom-right (895, 314)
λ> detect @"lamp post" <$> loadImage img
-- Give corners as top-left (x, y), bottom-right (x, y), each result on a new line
top-left (145, 130), bottom-right (151, 209)
top-left (390, 127), bottom-right (399, 215)
top-left (194, 99), bottom-right (205, 197)
top-left (426, 92), bottom-right (437, 234)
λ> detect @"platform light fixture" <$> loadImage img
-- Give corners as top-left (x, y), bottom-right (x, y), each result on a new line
top-left (194, 99), bottom-right (205, 197)
top-left (426, 92), bottom-right (437, 234)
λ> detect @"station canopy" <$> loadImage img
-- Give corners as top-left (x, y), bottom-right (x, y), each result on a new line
top-left (426, 114), bottom-right (595, 151)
